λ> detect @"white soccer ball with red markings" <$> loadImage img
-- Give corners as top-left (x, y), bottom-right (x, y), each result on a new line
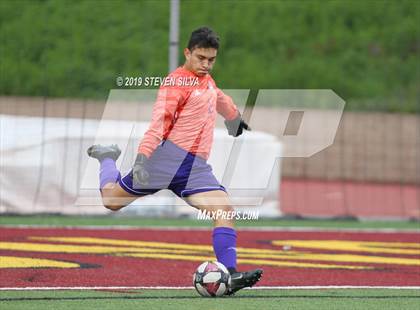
top-left (193, 261), bottom-right (231, 297)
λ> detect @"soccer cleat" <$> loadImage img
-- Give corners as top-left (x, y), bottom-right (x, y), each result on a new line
top-left (226, 269), bottom-right (263, 295)
top-left (87, 144), bottom-right (121, 162)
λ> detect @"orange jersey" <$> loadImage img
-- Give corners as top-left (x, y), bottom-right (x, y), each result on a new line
top-left (138, 67), bottom-right (238, 159)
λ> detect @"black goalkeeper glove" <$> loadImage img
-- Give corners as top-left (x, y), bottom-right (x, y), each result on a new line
top-left (224, 114), bottom-right (251, 137)
top-left (132, 153), bottom-right (150, 187)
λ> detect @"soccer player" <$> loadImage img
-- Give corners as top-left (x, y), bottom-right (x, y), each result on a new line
top-left (87, 26), bottom-right (262, 295)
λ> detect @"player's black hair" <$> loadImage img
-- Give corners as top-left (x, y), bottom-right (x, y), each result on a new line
top-left (187, 27), bottom-right (220, 51)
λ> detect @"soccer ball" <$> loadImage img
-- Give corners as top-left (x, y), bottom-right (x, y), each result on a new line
top-left (193, 261), bottom-right (231, 297)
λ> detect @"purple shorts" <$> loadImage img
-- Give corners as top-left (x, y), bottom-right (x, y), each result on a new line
top-left (119, 140), bottom-right (226, 198)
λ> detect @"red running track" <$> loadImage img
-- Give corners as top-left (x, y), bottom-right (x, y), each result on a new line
top-left (0, 227), bottom-right (419, 288)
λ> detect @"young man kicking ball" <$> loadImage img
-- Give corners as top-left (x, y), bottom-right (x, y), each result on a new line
top-left (87, 26), bottom-right (262, 295)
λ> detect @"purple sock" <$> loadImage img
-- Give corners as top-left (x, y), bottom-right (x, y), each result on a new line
top-left (99, 158), bottom-right (121, 189)
top-left (212, 227), bottom-right (237, 271)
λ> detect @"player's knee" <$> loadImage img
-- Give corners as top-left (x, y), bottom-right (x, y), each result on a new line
top-left (218, 204), bottom-right (234, 213)
top-left (216, 205), bottom-right (235, 220)
top-left (213, 205), bottom-right (235, 227)
top-left (102, 198), bottom-right (123, 212)
top-left (104, 204), bottom-right (122, 212)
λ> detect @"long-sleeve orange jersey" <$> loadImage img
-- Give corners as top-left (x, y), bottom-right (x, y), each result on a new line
top-left (138, 66), bottom-right (239, 160)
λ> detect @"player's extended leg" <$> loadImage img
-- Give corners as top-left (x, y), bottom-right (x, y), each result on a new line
top-left (185, 190), bottom-right (263, 295)
top-left (87, 144), bottom-right (140, 211)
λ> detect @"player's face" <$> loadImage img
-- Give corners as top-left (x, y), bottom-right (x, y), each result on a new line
top-left (184, 47), bottom-right (217, 77)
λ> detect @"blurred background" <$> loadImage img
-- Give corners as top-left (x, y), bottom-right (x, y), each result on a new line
top-left (0, 0), bottom-right (419, 220)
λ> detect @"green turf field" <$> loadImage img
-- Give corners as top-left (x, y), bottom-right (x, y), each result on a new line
top-left (1, 289), bottom-right (419, 310)
top-left (1, 215), bottom-right (419, 230)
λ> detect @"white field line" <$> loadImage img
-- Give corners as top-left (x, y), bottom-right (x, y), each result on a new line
top-left (0, 224), bottom-right (419, 234)
top-left (0, 286), bottom-right (420, 291)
